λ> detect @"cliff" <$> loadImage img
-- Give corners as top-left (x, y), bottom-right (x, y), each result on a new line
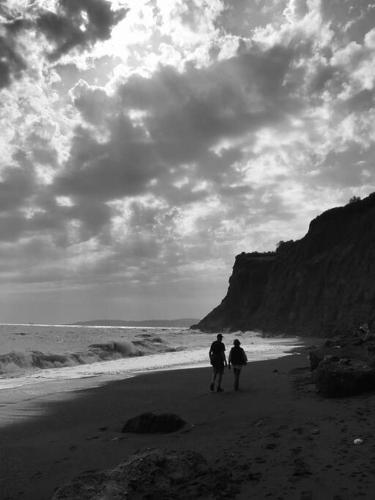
top-left (193, 193), bottom-right (375, 336)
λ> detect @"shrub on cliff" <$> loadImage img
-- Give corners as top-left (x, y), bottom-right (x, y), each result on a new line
top-left (348, 196), bottom-right (361, 204)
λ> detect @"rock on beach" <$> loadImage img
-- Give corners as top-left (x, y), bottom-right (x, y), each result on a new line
top-left (122, 412), bottom-right (187, 433)
top-left (52, 448), bottom-right (233, 500)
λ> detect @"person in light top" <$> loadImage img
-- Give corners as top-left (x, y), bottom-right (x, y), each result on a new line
top-left (228, 339), bottom-right (247, 391)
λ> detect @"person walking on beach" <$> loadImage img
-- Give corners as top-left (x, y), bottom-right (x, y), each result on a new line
top-left (228, 339), bottom-right (247, 391)
top-left (209, 334), bottom-right (227, 392)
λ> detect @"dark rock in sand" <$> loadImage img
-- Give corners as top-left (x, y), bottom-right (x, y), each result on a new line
top-left (309, 332), bottom-right (375, 369)
top-left (314, 357), bottom-right (375, 397)
top-left (122, 412), bottom-right (187, 433)
top-left (52, 448), bottom-right (236, 500)
top-left (192, 193), bottom-right (375, 336)
top-left (307, 332), bottom-right (375, 396)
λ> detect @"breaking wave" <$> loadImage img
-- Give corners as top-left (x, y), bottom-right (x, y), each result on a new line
top-left (0, 337), bottom-right (178, 377)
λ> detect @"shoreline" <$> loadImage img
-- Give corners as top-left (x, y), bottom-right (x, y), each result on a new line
top-left (2, 350), bottom-right (375, 499)
top-left (0, 334), bottom-right (306, 422)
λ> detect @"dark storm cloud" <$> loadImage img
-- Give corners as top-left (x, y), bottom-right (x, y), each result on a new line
top-left (37, 0), bottom-right (127, 60)
top-left (54, 120), bottom-right (159, 201)
top-left (120, 46), bottom-right (298, 165)
top-left (0, 0), bottom-right (126, 89)
top-left (37, 37), bottom-right (313, 250)
top-left (0, 16), bottom-right (27, 88)
top-left (321, 0), bottom-right (375, 43)
top-left (7, 0), bottom-right (374, 259)
top-left (54, 42), bottom-right (299, 222)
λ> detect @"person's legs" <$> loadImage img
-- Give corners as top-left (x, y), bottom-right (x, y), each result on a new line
top-left (233, 368), bottom-right (241, 390)
top-left (210, 368), bottom-right (217, 391)
top-left (217, 369), bottom-right (224, 391)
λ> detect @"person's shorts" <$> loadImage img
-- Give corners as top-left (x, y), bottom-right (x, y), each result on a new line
top-left (212, 364), bottom-right (225, 374)
top-left (232, 364), bottom-right (243, 371)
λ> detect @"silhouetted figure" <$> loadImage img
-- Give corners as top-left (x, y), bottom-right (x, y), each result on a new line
top-left (209, 333), bottom-right (227, 392)
top-left (228, 339), bottom-right (247, 391)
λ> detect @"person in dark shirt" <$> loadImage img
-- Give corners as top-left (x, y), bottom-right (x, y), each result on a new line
top-left (209, 333), bottom-right (227, 392)
top-left (228, 338), bottom-right (247, 391)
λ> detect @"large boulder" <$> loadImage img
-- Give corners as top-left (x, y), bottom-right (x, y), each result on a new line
top-left (314, 357), bottom-right (375, 397)
top-left (308, 331), bottom-right (375, 370)
top-left (52, 449), bottom-right (235, 500)
top-left (122, 412), bottom-right (187, 433)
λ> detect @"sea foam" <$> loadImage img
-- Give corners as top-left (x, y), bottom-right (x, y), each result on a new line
top-left (0, 324), bottom-right (302, 394)
top-left (0, 337), bottom-right (177, 376)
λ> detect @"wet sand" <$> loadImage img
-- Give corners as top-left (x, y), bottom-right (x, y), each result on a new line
top-left (1, 353), bottom-right (375, 499)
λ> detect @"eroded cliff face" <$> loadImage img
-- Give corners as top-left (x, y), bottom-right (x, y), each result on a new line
top-left (193, 193), bottom-right (375, 336)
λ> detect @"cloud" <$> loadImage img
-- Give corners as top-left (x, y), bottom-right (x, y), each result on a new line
top-left (312, 142), bottom-right (375, 192)
top-left (36, 0), bottom-right (128, 60)
top-left (40, 37), bottom-right (306, 254)
top-left (0, 0), bottom-right (126, 91)
top-left (321, 0), bottom-right (375, 43)
top-left (42, 0), bottom-right (375, 256)
top-left (54, 119), bottom-right (159, 201)
top-left (56, 42), bottom-right (299, 202)
top-left (0, 14), bottom-right (27, 88)
top-left (218, 0), bottom-right (288, 38)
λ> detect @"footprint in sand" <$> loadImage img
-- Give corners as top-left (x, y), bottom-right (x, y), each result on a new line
top-left (269, 431), bottom-right (281, 438)
top-left (246, 472), bottom-right (262, 481)
top-left (300, 491), bottom-right (312, 500)
top-left (290, 447), bottom-right (302, 455)
top-left (265, 443), bottom-right (277, 450)
top-left (292, 427), bottom-right (304, 434)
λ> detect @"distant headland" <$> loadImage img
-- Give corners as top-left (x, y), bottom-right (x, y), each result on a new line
top-left (71, 319), bottom-right (199, 328)
top-left (192, 193), bottom-right (375, 337)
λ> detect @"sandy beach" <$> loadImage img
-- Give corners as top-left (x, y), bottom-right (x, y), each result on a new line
top-left (1, 352), bottom-right (375, 499)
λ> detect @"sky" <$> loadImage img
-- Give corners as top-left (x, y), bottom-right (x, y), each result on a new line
top-left (0, 0), bottom-right (375, 323)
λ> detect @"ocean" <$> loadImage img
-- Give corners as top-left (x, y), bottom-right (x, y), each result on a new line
top-left (0, 324), bottom-right (302, 425)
